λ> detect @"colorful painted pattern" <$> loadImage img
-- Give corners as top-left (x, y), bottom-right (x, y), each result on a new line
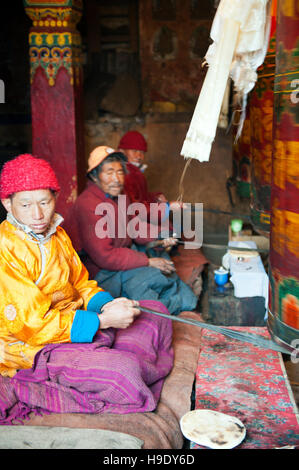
top-left (249, 6), bottom-right (276, 233)
top-left (191, 328), bottom-right (299, 449)
top-left (29, 31), bottom-right (82, 86)
top-left (268, 0), bottom-right (299, 348)
top-left (274, 43), bottom-right (299, 125)
top-left (24, 1), bottom-right (82, 7)
top-left (25, 3), bottom-right (82, 86)
top-left (25, 6), bottom-right (82, 27)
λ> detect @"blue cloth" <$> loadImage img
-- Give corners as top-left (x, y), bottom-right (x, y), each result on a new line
top-left (162, 202), bottom-right (170, 222)
top-left (87, 290), bottom-right (114, 312)
top-left (94, 246), bottom-right (197, 316)
top-left (71, 310), bottom-right (100, 343)
top-left (71, 291), bottom-right (115, 343)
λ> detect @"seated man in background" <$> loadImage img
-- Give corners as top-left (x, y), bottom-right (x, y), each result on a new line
top-left (119, 130), bottom-right (166, 209)
top-left (73, 146), bottom-right (198, 316)
top-left (118, 130), bottom-right (182, 227)
top-left (119, 131), bottom-right (208, 296)
top-left (0, 153), bottom-right (174, 424)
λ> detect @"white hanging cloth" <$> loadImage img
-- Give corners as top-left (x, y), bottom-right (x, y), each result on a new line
top-left (181, 0), bottom-right (272, 162)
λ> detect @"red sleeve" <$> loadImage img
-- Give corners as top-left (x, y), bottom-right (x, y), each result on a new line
top-left (124, 170), bottom-right (167, 223)
top-left (125, 167), bottom-right (159, 203)
top-left (74, 198), bottom-right (149, 272)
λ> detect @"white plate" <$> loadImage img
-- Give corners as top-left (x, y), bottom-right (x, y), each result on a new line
top-left (180, 409), bottom-right (246, 449)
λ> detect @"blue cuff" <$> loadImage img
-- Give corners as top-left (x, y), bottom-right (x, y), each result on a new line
top-left (87, 291), bottom-right (114, 313)
top-left (161, 202), bottom-right (170, 222)
top-left (71, 310), bottom-right (100, 343)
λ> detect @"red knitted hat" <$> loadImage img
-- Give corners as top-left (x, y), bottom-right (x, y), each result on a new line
top-left (118, 131), bottom-right (147, 152)
top-left (0, 153), bottom-right (60, 199)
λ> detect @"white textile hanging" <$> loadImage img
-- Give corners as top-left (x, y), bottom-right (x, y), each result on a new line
top-left (218, 78), bottom-right (231, 129)
top-left (181, 0), bottom-right (272, 162)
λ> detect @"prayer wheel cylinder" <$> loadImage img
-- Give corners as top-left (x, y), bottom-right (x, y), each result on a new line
top-left (267, 0), bottom-right (299, 351)
top-left (249, 2), bottom-right (277, 234)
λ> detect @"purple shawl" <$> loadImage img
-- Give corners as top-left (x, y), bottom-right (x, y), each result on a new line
top-left (0, 300), bottom-right (173, 425)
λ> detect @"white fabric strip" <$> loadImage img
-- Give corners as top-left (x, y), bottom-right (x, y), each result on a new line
top-left (181, 0), bottom-right (271, 162)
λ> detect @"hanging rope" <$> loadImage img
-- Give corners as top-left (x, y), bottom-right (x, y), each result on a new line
top-left (177, 158), bottom-right (192, 202)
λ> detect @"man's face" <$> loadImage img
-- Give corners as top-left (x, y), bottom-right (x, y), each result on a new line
top-left (97, 161), bottom-right (125, 197)
top-left (122, 149), bottom-right (145, 167)
top-left (1, 188), bottom-right (56, 234)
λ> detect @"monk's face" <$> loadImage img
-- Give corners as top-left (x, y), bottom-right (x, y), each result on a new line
top-left (97, 161), bottom-right (125, 197)
top-left (1, 188), bottom-right (56, 234)
top-left (122, 149), bottom-right (145, 167)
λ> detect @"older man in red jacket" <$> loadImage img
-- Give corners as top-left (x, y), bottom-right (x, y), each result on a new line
top-left (73, 146), bottom-right (198, 315)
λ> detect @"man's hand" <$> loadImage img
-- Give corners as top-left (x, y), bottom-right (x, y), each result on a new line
top-left (169, 201), bottom-right (187, 210)
top-left (99, 297), bottom-right (140, 329)
top-left (156, 193), bottom-right (167, 203)
top-left (155, 196), bottom-right (187, 209)
top-left (148, 257), bottom-right (176, 274)
top-left (161, 237), bottom-right (178, 248)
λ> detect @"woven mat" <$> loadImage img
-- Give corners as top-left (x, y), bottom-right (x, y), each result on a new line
top-left (191, 327), bottom-right (299, 449)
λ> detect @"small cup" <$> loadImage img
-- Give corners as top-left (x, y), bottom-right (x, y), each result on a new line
top-left (214, 268), bottom-right (229, 286)
top-left (231, 219), bottom-right (243, 234)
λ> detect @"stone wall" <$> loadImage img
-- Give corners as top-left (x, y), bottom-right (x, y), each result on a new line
top-left (139, 0), bottom-right (214, 112)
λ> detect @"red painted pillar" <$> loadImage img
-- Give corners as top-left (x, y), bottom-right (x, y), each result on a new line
top-left (24, 1), bottom-right (85, 234)
top-left (268, 0), bottom-right (299, 350)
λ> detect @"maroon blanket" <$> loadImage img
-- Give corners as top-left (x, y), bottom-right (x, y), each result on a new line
top-left (0, 300), bottom-right (173, 425)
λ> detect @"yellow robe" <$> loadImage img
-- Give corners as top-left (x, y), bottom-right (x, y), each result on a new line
top-left (0, 216), bottom-right (103, 377)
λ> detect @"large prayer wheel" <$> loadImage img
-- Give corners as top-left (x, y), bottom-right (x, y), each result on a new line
top-left (267, 0), bottom-right (299, 351)
top-left (249, 1), bottom-right (277, 234)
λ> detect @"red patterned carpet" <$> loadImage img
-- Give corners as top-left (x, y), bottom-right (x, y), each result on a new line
top-left (191, 327), bottom-right (299, 449)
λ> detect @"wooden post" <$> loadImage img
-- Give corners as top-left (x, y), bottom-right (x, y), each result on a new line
top-left (24, 0), bottom-right (85, 234)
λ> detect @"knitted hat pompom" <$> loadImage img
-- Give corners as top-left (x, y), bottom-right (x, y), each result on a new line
top-left (0, 153), bottom-right (60, 199)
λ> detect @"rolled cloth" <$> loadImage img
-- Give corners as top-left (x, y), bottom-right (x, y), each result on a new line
top-left (0, 300), bottom-right (173, 424)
